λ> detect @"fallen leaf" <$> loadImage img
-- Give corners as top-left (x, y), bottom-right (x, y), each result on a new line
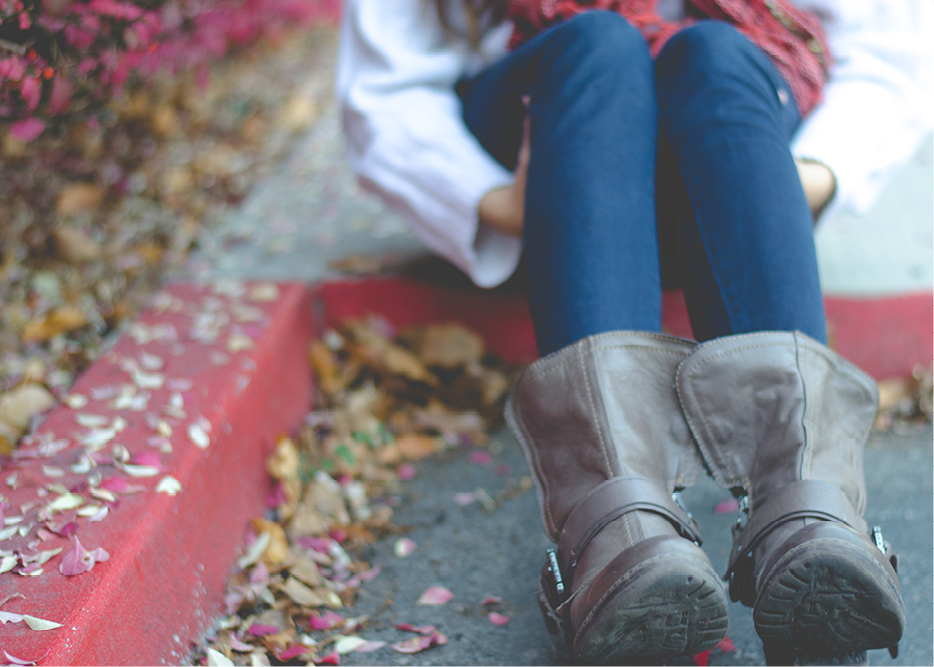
top-left (207, 647), bottom-right (234, 666)
top-left (469, 451), bottom-right (492, 465)
top-left (188, 423), bottom-right (210, 449)
top-left (480, 595), bottom-right (502, 605)
top-left (417, 324), bottom-right (485, 368)
top-left (390, 631), bottom-right (448, 654)
top-left (0, 385), bottom-right (57, 442)
top-left (22, 614), bottom-right (63, 631)
top-left (417, 586), bottom-right (453, 605)
top-left (281, 577), bottom-right (325, 607)
top-left (59, 536), bottom-right (109, 576)
top-left (0, 611), bottom-right (23, 624)
top-left (277, 644), bottom-right (311, 660)
top-left (250, 519), bottom-right (289, 566)
top-left (715, 498), bottom-right (740, 514)
top-left (156, 475), bottom-right (182, 496)
top-left (333, 636), bottom-right (367, 654)
top-left (52, 226), bottom-right (100, 264)
top-left (395, 623), bottom-right (435, 634)
top-left (314, 649), bottom-right (339, 665)
top-left (22, 307), bottom-right (88, 343)
top-left (393, 537), bottom-right (417, 558)
top-left (56, 182), bottom-right (104, 216)
top-left (488, 612), bottom-right (510, 626)
top-left (308, 611), bottom-right (343, 631)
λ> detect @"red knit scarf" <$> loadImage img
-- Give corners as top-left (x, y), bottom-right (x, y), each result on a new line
top-left (507, 0), bottom-right (830, 116)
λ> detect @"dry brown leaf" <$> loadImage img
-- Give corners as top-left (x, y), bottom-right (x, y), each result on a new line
top-left (347, 324), bottom-right (435, 385)
top-left (418, 324), bottom-right (485, 369)
top-left (284, 553), bottom-right (325, 588)
top-left (250, 519), bottom-right (289, 567)
top-left (0, 384), bottom-right (57, 441)
top-left (52, 226), bottom-right (101, 264)
top-left (307, 481), bottom-right (350, 525)
top-left (281, 577), bottom-right (325, 607)
top-left (309, 341), bottom-right (340, 395)
top-left (56, 183), bottom-right (104, 216)
top-left (266, 437), bottom-right (300, 481)
top-left (287, 499), bottom-right (329, 539)
top-left (396, 434), bottom-right (440, 461)
top-left (23, 306), bottom-right (88, 343)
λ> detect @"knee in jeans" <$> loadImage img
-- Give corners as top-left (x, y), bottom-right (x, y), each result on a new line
top-left (548, 11), bottom-right (651, 72)
top-left (656, 21), bottom-right (754, 82)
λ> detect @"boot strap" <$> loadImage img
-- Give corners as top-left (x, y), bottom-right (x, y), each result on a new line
top-left (557, 476), bottom-right (702, 579)
top-left (727, 480), bottom-right (865, 578)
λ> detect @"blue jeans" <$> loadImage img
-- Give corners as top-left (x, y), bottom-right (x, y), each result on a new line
top-left (457, 12), bottom-right (827, 355)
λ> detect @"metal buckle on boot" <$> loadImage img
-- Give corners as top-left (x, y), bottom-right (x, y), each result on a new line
top-left (731, 493), bottom-right (750, 540)
top-left (545, 548), bottom-right (566, 599)
top-left (538, 548), bottom-right (568, 635)
top-left (872, 525), bottom-right (887, 555)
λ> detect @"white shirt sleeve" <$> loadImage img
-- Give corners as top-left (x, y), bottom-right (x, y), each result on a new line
top-left (790, 0), bottom-right (933, 223)
top-left (336, 0), bottom-right (522, 288)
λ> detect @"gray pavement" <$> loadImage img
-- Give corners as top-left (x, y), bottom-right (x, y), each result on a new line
top-left (189, 26), bottom-right (934, 666)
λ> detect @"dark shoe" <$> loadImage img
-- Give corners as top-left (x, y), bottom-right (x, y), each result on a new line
top-left (507, 332), bottom-right (729, 664)
top-left (676, 331), bottom-right (905, 662)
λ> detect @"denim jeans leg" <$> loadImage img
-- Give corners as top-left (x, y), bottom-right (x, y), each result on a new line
top-left (459, 12), bottom-right (662, 356)
top-left (656, 21), bottom-right (828, 343)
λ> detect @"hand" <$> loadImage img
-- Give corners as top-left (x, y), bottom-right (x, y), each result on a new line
top-left (478, 110), bottom-right (530, 238)
top-left (795, 158), bottom-right (836, 220)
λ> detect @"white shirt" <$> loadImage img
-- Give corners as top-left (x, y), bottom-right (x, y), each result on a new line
top-left (337, 0), bottom-right (932, 288)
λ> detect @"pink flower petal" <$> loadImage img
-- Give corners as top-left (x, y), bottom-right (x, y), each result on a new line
top-left (129, 452), bottom-right (163, 469)
top-left (353, 640), bottom-right (386, 653)
top-left (453, 492), bottom-right (476, 506)
top-left (468, 451), bottom-right (492, 465)
top-left (0, 611), bottom-right (24, 624)
top-left (480, 595), bottom-right (502, 605)
top-left (248, 623), bottom-right (280, 637)
top-left (308, 611), bottom-right (343, 631)
top-left (396, 464), bottom-right (416, 481)
top-left (315, 649), bottom-right (340, 665)
top-left (249, 562), bottom-right (269, 584)
top-left (390, 635), bottom-right (433, 654)
top-left (3, 650), bottom-right (45, 666)
top-left (98, 477), bottom-right (130, 493)
top-left (417, 585), bottom-right (454, 605)
top-left (278, 645), bottom-right (311, 660)
top-left (394, 623), bottom-right (435, 635)
top-left (229, 635), bottom-right (253, 652)
top-left (59, 536), bottom-right (107, 576)
top-left (9, 119), bottom-right (45, 142)
top-left (488, 612), bottom-right (511, 625)
top-left (714, 498), bottom-right (740, 514)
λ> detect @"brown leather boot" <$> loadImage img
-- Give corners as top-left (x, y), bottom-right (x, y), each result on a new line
top-left (505, 332), bottom-right (729, 664)
top-left (676, 331), bottom-right (905, 664)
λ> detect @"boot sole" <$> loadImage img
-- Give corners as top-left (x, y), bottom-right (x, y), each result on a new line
top-left (574, 546), bottom-right (729, 664)
top-left (754, 525), bottom-right (906, 655)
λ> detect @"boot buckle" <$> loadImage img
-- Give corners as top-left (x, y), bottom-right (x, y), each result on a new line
top-left (538, 548), bottom-right (568, 635)
top-left (546, 547), bottom-right (566, 599)
top-left (871, 525), bottom-right (887, 555)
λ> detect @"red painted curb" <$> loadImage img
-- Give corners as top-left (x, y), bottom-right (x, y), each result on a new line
top-left (2, 275), bottom-right (927, 665)
top-left (316, 277), bottom-right (932, 378)
top-left (2, 282), bottom-right (314, 666)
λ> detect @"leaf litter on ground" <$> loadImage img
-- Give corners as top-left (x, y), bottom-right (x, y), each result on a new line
top-left (191, 318), bottom-right (524, 665)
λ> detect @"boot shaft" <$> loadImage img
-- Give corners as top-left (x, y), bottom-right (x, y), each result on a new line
top-left (506, 331), bottom-right (703, 540)
top-left (675, 331), bottom-right (878, 515)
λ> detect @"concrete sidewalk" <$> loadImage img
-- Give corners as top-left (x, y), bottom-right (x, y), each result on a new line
top-left (188, 26), bottom-right (933, 666)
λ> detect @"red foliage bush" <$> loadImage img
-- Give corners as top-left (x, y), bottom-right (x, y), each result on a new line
top-left (0, 0), bottom-right (337, 137)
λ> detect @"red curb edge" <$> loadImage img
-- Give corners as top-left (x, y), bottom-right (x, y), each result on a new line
top-left (3, 282), bottom-right (314, 666)
top-left (316, 277), bottom-right (933, 380)
top-left (2, 275), bottom-right (928, 665)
